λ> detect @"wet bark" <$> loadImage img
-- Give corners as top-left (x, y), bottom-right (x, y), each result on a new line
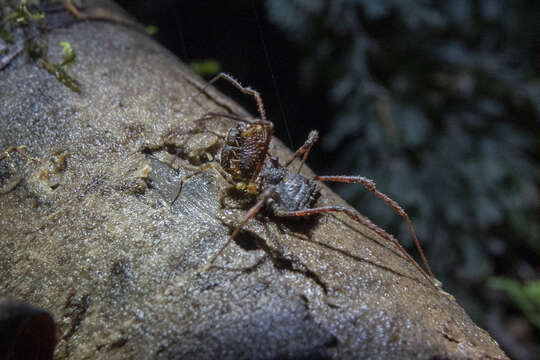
top-left (0, 1), bottom-right (508, 359)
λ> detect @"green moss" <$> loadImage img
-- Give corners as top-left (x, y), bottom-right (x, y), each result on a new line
top-left (7, 2), bottom-right (45, 24)
top-left (60, 41), bottom-right (76, 68)
top-left (41, 42), bottom-right (80, 93)
top-left (1, 0), bottom-right (45, 45)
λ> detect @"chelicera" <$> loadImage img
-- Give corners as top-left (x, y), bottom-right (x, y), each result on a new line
top-left (173, 73), bottom-right (436, 287)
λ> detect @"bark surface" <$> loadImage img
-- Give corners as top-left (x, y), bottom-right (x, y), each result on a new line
top-left (0, 1), bottom-right (508, 359)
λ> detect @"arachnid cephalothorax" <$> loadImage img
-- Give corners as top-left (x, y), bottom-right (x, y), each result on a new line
top-left (173, 73), bottom-right (436, 287)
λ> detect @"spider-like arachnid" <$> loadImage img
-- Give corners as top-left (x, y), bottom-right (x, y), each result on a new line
top-left (173, 73), bottom-right (436, 287)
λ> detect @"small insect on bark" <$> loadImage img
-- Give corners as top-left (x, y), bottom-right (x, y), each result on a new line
top-left (173, 73), bottom-right (437, 288)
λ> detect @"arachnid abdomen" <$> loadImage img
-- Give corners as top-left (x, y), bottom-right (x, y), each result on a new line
top-left (260, 158), bottom-right (320, 215)
top-left (221, 122), bottom-right (272, 186)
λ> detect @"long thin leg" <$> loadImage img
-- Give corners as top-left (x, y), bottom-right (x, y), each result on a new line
top-left (194, 112), bottom-right (274, 130)
top-left (184, 112), bottom-right (263, 139)
top-left (192, 72), bottom-right (267, 121)
top-left (187, 113), bottom-right (240, 138)
top-left (284, 130), bottom-right (319, 174)
top-left (171, 162), bottom-right (236, 205)
top-left (314, 175), bottom-right (435, 282)
top-left (197, 112), bottom-right (253, 125)
top-left (187, 112), bottom-right (275, 143)
top-left (275, 206), bottom-right (436, 287)
top-left (198, 188), bottom-right (275, 272)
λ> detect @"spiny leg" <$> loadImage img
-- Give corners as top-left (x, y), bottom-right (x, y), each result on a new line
top-left (314, 175), bottom-right (435, 282)
top-left (275, 206), bottom-right (436, 287)
top-left (197, 112), bottom-right (252, 126)
top-left (183, 112), bottom-right (259, 140)
top-left (191, 72), bottom-right (267, 121)
top-left (171, 162), bottom-right (236, 205)
top-left (195, 112), bottom-right (273, 129)
top-left (198, 188), bottom-right (275, 272)
top-left (284, 130), bottom-right (319, 174)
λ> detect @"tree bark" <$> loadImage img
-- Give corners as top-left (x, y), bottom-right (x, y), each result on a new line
top-left (0, 1), bottom-right (508, 359)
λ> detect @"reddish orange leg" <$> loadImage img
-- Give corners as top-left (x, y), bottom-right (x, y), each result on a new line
top-left (285, 130), bottom-right (319, 174)
top-left (187, 113), bottom-right (273, 140)
top-left (198, 188), bottom-right (275, 272)
top-left (197, 112), bottom-right (261, 125)
top-left (194, 112), bottom-right (274, 135)
top-left (314, 175), bottom-right (435, 283)
top-left (191, 72), bottom-right (268, 121)
top-left (275, 205), bottom-right (435, 287)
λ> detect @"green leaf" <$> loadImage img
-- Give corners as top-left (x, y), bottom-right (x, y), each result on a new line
top-left (144, 25), bottom-right (159, 36)
top-left (60, 41), bottom-right (76, 68)
top-left (189, 59), bottom-right (222, 77)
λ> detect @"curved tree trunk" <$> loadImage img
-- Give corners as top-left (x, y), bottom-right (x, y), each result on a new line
top-left (0, 1), bottom-right (508, 359)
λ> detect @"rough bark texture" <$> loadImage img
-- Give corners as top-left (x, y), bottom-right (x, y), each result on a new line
top-left (0, 1), bottom-right (508, 359)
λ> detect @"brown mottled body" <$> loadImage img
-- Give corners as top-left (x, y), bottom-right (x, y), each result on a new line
top-left (221, 119), bottom-right (273, 193)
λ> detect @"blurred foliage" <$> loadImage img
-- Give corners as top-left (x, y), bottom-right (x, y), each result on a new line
top-left (144, 25), bottom-right (159, 36)
top-left (267, 0), bottom-right (539, 337)
top-left (4, 0), bottom-right (44, 23)
top-left (190, 58), bottom-right (222, 77)
top-left (489, 278), bottom-right (540, 330)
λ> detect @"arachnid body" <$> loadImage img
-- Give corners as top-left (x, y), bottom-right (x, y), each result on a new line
top-left (174, 73), bottom-right (436, 287)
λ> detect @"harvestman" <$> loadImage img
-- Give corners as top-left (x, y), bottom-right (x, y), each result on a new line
top-left (173, 73), bottom-right (437, 287)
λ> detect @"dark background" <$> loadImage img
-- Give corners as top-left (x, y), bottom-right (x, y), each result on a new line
top-left (116, 1), bottom-right (540, 358)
